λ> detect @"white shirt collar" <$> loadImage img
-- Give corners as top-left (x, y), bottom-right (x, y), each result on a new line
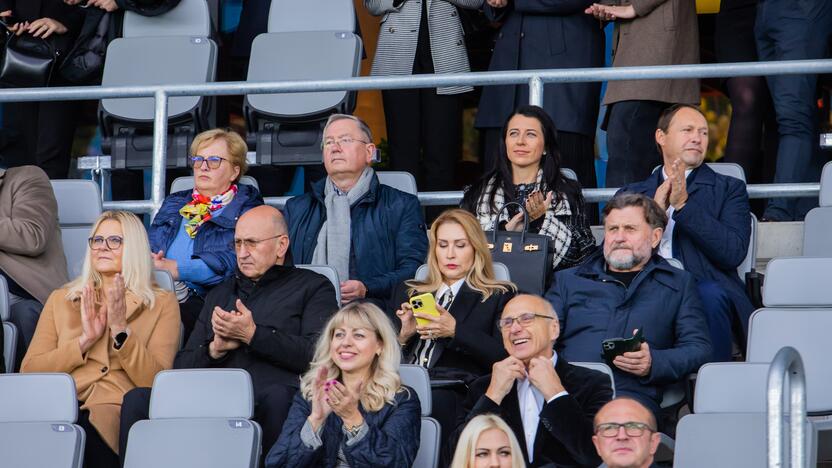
top-left (435, 278), bottom-right (465, 302)
top-left (661, 166), bottom-right (693, 180)
top-left (516, 351), bottom-right (558, 461)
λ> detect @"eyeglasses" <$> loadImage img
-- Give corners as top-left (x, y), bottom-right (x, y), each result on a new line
top-left (88, 235), bottom-right (124, 251)
top-left (230, 234), bottom-right (286, 251)
top-left (595, 422), bottom-right (655, 438)
top-left (190, 155), bottom-right (229, 169)
top-left (322, 136), bottom-right (369, 150)
top-left (497, 312), bottom-right (554, 330)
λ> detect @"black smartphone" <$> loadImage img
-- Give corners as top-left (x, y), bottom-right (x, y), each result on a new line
top-left (601, 328), bottom-right (645, 365)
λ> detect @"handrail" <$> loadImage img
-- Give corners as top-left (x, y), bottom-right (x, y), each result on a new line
top-left (767, 346), bottom-right (807, 468)
top-left (1, 58), bottom-right (830, 216)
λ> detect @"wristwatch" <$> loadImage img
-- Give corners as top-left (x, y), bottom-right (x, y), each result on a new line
top-left (113, 330), bottom-right (129, 350)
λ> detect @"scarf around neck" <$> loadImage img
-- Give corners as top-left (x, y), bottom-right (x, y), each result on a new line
top-left (179, 184), bottom-right (238, 238)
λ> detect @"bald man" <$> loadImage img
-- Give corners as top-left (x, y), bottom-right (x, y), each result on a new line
top-left (454, 295), bottom-right (613, 467)
top-left (592, 398), bottom-right (661, 468)
top-left (120, 206), bottom-right (339, 462)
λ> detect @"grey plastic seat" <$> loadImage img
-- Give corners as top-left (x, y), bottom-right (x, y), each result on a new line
top-left (153, 270), bottom-right (175, 292)
top-left (170, 175), bottom-right (260, 194)
top-left (820, 161), bottom-right (832, 207)
top-left (296, 264), bottom-right (341, 306)
top-left (651, 162), bottom-right (746, 182)
top-left (803, 207), bottom-right (832, 256)
top-left (561, 167), bottom-right (578, 181)
top-left (737, 214), bottom-right (757, 282)
top-left (0, 373), bottom-right (85, 468)
top-left (122, 0), bottom-right (211, 38)
top-left (0, 275), bottom-right (8, 321)
top-left (268, 0), bottom-right (355, 33)
top-left (124, 369), bottom-right (261, 468)
top-left (693, 362), bottom-right (770, 413)
top-left (572, 362), bottom-right (615, 398)
top-left (50, 180), bottom-right (103, 278)
top-left (415, 262), bottom-right (511, 282)
top-left (664, 257), bottom-right (684, 270)
top-left (3, 321), bottom-right (16, 373)
top-left (674, 413), bottom-right (772, 468)
top-left (377, 171), bottom-right (418, 196)
top-left (762, 257), bottom-right (832, 307)
top-left (399, 364), bottom-right (440, 468)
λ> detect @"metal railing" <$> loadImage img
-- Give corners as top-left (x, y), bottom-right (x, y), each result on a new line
top-left (767, 346), bottom-right (807, 468)
top-left (0, 59), bottom-right (831, 214)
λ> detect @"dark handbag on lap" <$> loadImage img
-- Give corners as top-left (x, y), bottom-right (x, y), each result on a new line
top-left (485, 202), bottom-right (554, 295)
top-left (0, 19), bottom-right (59, 88)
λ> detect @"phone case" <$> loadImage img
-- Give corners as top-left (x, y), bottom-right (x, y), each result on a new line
top-left (409, 292), bottom-right (440, 327)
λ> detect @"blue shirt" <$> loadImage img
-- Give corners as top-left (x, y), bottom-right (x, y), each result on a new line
top-left (167, 205), bottom-right (227, 294)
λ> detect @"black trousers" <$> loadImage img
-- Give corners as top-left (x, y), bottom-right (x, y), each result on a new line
top-left (77, 408), bottom-right (119, 468)
top-left (2, 100), bottom-right (79, 178)
top-left (604, 100), bottom-right (670, 188)
top-left (178, 294), bottom-right (205, 345)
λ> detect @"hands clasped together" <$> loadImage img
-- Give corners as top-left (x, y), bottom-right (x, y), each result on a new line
top-left (395, 300), bottom-right (456, 345)
top-left (78, 274), bottom-right (129, 354)
top-left (506, 190), bottom-right (554, 232)
top-left (308, 367), bottom-right (364, 432)
top-left (208, 298), bottom-right (257, 359)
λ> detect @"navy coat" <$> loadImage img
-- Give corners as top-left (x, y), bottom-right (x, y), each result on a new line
top-left (266, 388), bottom-right (421, 468)
top-left (619, 164), bottom-right (755, 334)
top-left (474, 0), bottom-right (605, 136)
top-left (284, 174), bottom-right (428, 300)
top-left (545, 251), bottom-right (712, 412)
top-left (148, 184), bottom-right (264, 285)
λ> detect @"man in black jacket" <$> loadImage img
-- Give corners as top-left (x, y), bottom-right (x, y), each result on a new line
top-left (118, 206), bottom-right (339, 462)
top-left (454, 294), bottom-right (613, 467)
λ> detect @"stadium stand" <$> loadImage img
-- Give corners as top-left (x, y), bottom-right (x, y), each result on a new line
top-left (49, 180), bottom-right (103, 278)
top-left (400, 364), bottom-right (441, 468)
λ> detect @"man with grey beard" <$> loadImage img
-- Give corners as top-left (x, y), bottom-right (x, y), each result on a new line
top-left (544, 193), bottom-right (711, 423)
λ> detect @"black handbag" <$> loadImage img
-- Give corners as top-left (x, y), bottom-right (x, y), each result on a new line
top-left (0, 20), bottom-right (59, 88)
top-left (485, 202), bottom-right (554, 295)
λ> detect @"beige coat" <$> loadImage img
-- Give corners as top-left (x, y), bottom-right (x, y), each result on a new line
top-left (0, 166), bottom-right (68, 303)
top-left (21, 287), bottom-right (180, 452)
top-left (602, 0), bottom-right (700, 106)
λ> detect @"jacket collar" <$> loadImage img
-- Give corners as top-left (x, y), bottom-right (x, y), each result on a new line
top-left (233, 263), bottom-right (295, 295)
top-left (575, 250), bottom-right (681, 297)
top-left (311, 171), bottom-right (380, 206)
top-left (166, 184), bottom-right (258, 229)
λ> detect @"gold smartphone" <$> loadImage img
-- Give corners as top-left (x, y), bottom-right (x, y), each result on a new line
top-left (409, 292), bottom-right (440, 327)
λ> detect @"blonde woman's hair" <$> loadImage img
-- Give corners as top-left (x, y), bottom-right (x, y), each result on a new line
top-left (300, 302), bottom-right (402, 412)
top-left (407, 209), bottom-right (516, 301)
top-left (190, 128), bottom-right (248, 181)
top-left (65, 211), bottom-right (159, 307)
top-left (450, 414), bottom-right (526, 468)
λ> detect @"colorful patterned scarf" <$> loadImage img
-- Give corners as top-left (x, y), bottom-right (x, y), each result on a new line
top-left (179, 184), bottom-right (238, 238)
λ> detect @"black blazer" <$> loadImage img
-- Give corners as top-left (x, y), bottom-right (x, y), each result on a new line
top-left (389, 281), bottom-right (514, 379)
top-left (457, 357), bottom-right (613, 468)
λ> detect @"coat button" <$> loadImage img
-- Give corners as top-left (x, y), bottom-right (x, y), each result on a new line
top-left (101, 366), bottom-right (108, 373)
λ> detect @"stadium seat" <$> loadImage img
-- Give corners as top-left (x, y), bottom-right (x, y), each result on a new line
top-left (296, 264), bottom-right (341, 306)
top-left (761, 257), bottom-right (832, 307)
top-left (820, 161), bottom-right (832, 207)
top-left (99, 0), bottom-right (217, 170)
top-left (170, 175), bottom-right (261, 194)
top-left (674, 413), bottom-right (773, 468)
top-left (693, 362), bottom-right (770, 414)
top-left (3, 321), bottom-right (16, 374)
top-left (153, 270), bottom-right (175, 292)
top-left (0, 275), bottom-right (8, 322)
top-left (50, 180), bottom-right (103, 278)
top-left (573, 362), bottom-right (616, 398)
top-left (377, 171), bottom-right (418, 196)
top-left (267, 0), bottom-right (355, 32)
top-left (738, 214), bottom-right (757, 282)
top-left (803, 207), bottom-right (832, 256)
top-left (124, 369), bottom-right (261, 468)
top-left (400, 364), bottom-right (440, 468)
top-left (415, 262), bottom-right (511, 282)
top-left (560, 167), bottom-right (578, 181)
top-left (0, 373), bottom-right (86, 468)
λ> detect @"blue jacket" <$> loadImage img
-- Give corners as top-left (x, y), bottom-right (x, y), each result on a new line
top-left (284, 174), bottom-right (428, 300)
top-left (545, 251), bottom-right (712, 411)
top-left (619, 164), bottom-right (755, 334)
top-left (266, 387), bottom-right (421, 468)
top-left (148, 184), bottom-right (264, 284)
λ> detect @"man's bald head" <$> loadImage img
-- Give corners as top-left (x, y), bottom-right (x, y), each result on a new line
top-left (238, 205), bottom-right (287, 235)
top-left (592, 397), bottom-right (660, 468)
top-left (235, 205), bottom-right (290, 280)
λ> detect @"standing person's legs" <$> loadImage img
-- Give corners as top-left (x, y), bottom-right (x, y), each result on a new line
top-left (421, 89), bottom-right (461, 192)
top-left (254, 383), bottom-right (297, 464)
top-left (480, 128), bottom-right (502, 174)
top-left (77, 408), bottom-right (120, 468)
top-left (721, 76), bottom-right (771, 181)
top-left (118, 387), bottom-right (152, 467)
top-left (382, 89), bottom-right (422, 182)
top-left (604, 100), bottom-right (667, 188)
top-left (558, 130), bottom-right (597, 189)
top-left (35, 100), bottom-right (79, 179)
top-left (8, 299), bottom-right (43, 371)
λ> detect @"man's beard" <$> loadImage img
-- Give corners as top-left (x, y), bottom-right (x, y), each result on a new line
top-left (605, 247), bottom-right (647, 271)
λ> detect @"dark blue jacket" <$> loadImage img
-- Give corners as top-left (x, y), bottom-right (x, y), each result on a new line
top-left (284, 174), bottom-right (428, 300)
top-left (545, 251), bottom-right (712, 412)
top-left (619, 164), bottom-right (755, 334)
top-left (148, 184), bottom-right (264, 284)
top-left (265, 387), bottom-right (421, 468)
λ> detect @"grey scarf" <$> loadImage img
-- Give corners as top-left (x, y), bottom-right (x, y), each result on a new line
top-left (311, 167), bottom-right (375, 282)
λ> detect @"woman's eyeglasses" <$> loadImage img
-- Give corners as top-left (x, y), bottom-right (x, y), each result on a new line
top-left (88, 235), bottom-right (124, 250)
top-left (190, 155), bottom-right (228, 169)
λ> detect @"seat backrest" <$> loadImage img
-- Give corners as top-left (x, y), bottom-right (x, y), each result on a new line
top-left (673, 413), bottom-right (770, 468)
top-left (0, 422), bottom-right (86, 468)
top-left (3, 322), bottom-right (16, 374)
top-left (149, 369), bottom-right (254, 419)
top-left (762, 257), bottom-right (832, 307)
top-left (0, 373), bottom-right (78, 422)
top-left (414, 262), bottom-right (511, 282)
top-left (694, 362), bottom-right (770, 413)
top-left (122, 0), bottom-right (211, 38)
top-left (747, 308), bottom-right (832, 414)
top-left (377, 171), bottom-right (418, 196)
top-left (153, 270), bottom-right (175, 292)
top-left (296, 264), bottom-right (341, 306)
top-left (0, 276), bottom-right (8, 321)
top-left (803, 207), bottom-right (832, 256)
top-left (821, 161), bottom-right (832, 207)
top-left (268, 0), bottom-right (355, 33)
top-left (561, 167), bottom-right (578, 182)
top-left (170, 175), bottom-right (260, 194)
top-left (572, 362), bottom-right (616, 398)
top-left (399, 364), bottom-right (431, 417)
top-left (665, 257), bottom-right (684, 270)
top-left (49, 180), bottom-right (102, 279)
top-left (706, 162), bottom-right (746, 182)
top-left (738, 214), bottom-right (757, 281)
top-left (413, 417), bottom-right (440, 468)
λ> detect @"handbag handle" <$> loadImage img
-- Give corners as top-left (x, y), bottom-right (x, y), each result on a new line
top-left (491, 202), bottom-right (528, 246)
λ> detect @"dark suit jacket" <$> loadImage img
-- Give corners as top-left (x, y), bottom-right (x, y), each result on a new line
top-left (619, 164), bottom-right (755, 335)
top-left (457, 357), bottom-right (613, 467)
top-left (390, 281), bottom-right (514, 379)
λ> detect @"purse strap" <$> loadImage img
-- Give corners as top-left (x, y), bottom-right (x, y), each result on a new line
top-left (491, 201), bottom-right (529, 245)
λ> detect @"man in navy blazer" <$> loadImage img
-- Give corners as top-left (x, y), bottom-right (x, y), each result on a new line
top-left (618, 104), bottom-right (754, 361)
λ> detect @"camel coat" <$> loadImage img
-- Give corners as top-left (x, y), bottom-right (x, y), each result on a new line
top-left (21, 287), bottom-right (180, 452)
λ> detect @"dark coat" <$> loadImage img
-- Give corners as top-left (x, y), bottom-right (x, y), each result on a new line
top-left (475, 0), bottom-right (605, 136)
top-left (265, 387), bottom-right (422, 468)
top-left (545, 251), bottom-right (712, 411)
top-left (148, 184), bottom-right (264, 285)
top-left (619, 164), bottom-right (755, 334)
top-left (174, 264), bottom-right (339, 391)
top-left (284, 174), bottom-right (428, 300)
top-left (458, 357), bottom-right (613, 467)
top-left (390, 281), bottom-right (515, 378)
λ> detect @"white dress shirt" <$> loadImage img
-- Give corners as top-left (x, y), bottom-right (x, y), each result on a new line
top-left (515, 352), bottom-right (568, 462)
top-left (658, 167), bottom-right (693, 260)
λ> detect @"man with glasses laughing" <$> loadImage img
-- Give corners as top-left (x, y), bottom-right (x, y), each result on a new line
top-left (454, 294), bottom-right (613, 467)
top-left (592, 398), bottom-right (661, 468)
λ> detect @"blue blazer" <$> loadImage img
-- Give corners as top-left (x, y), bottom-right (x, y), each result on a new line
top-left (266, 387), bottom-right (421, 468)
top-left (618, 164), bottom-right (755, 334)
top-left (148, 184), bottom-right (264, 284)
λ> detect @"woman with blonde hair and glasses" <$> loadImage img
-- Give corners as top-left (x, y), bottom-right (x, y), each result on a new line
top-left (266, 301), bottom-right (421, 467)
top-left (451, 414), bottom-right (526, 468)
top-left (22, 211), bottom-right (180, 468)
